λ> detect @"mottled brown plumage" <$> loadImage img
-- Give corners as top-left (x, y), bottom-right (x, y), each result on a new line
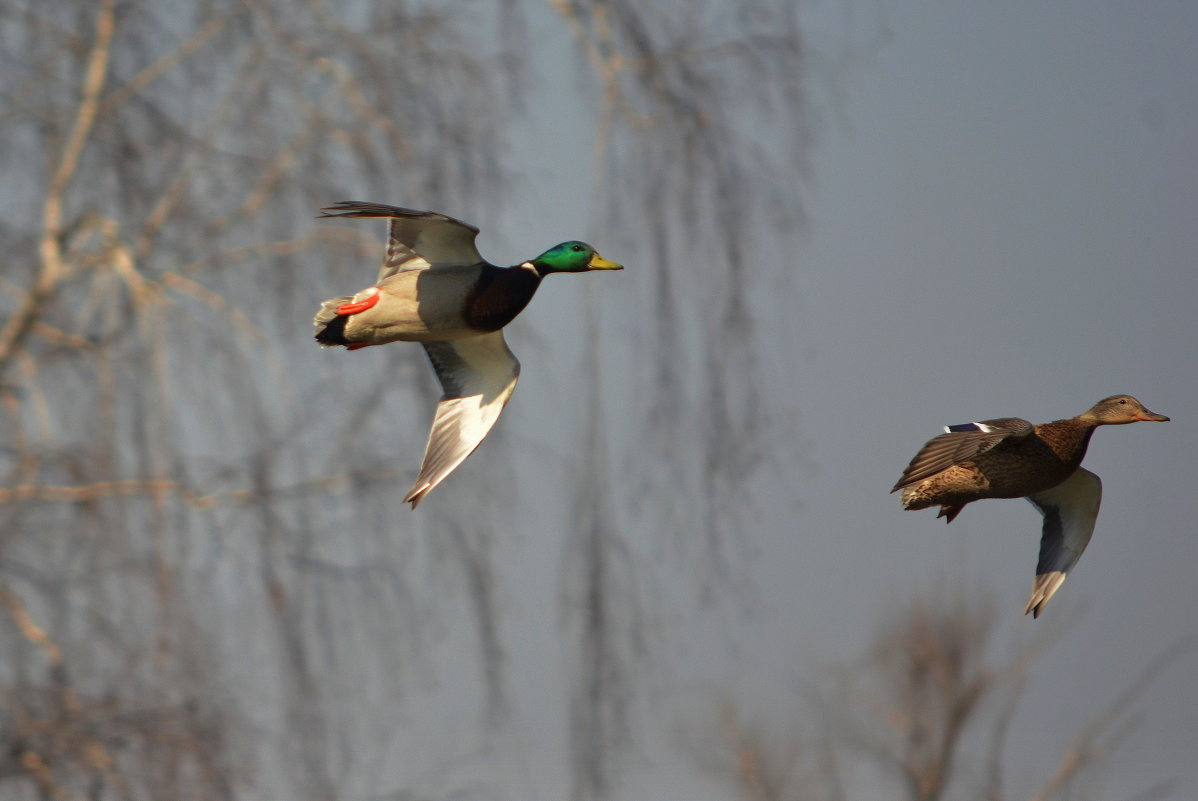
top-left (892, 394), bottom-right (1169, 616)
top-left (893, 395), bottom-right (1167, 516)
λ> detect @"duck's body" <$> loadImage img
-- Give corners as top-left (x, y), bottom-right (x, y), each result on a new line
top-left (315, 262), bottom-right (542, 346)
top-left (897, 415), bottom-right (1097, 520)
top-left (314, 201), bottom-right (622, 507)
top-left (892, 395), bottom-right (1169, 616)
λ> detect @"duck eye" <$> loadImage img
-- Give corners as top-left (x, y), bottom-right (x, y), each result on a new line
top-left (572, 245), bottom-right (583, 252)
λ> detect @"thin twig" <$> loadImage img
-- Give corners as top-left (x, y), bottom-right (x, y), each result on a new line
top-left (97, 12), bottom-right (229, 119)
top-left (0, 469), bottom-right (403, 509)
top-left (1028, 636), bottom-right (1196, 801)
top-left (0, 585), bottom-right (63, 668)
top-left (0, 0), bottom-right (116, 377)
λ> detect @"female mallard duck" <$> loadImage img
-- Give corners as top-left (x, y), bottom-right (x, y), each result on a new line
top-left (891, 395), bottom-right (1169, 617)
top-left (314, 201), bottom-right (622, 508)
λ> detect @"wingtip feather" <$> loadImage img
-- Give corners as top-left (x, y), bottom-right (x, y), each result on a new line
top-left (318, 200), bottom-right (411, 219)
top-left (1024, 571), bottom-right (1067, 618)
top-left (404, 482), bottom-right (430, 509)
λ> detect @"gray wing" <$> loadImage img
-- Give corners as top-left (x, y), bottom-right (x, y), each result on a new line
top-left (891, 417), bottom-right (1034, 491)
top-left (319, 201), bottom-right (484, 280)
top-left (403, 332), bottom-right (520, 508)
top-left (1023, 467), bottom-right (1102, 618)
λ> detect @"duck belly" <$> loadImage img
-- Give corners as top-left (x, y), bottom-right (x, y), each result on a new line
top-left (902, 454), bottom-right (1075, 510)
top-left (342, 269), bottom-right (480, 345)
top-left (900, 464), bottom-right (992, 510)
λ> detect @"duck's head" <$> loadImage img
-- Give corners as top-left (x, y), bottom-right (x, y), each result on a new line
top-left (528, 241), bottom-right (623, 275)
top-left (1084, 394), bottom-right (1170, 425)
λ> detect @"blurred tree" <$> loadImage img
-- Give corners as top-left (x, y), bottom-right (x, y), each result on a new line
top-left (691, 586), bottom-right (1183, 801)
top-left (0, 0), bottom-right (818, 799)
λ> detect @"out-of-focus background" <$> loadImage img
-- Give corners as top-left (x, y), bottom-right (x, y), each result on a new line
top-left (1, 1), bottom-right (1195, 799)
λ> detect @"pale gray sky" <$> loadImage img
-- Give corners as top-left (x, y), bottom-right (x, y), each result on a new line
top-left (23, 1), bottom-right (1198, 799)
top-left (768, 2), bottom-right (1198, 796)
top-left (292, 2), bottom-right (1198, 799)
top-left (478, 1), bottom-right (1198, 797)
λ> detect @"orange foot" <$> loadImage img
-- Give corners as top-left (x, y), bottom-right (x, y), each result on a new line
top-left (337, 288), bottom-right (380, 315)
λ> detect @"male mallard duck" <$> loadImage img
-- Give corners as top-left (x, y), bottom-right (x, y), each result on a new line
top-left (891, 395), bottom-right (1169, 617)
top-left (314, 201), bottom-right (622, 508)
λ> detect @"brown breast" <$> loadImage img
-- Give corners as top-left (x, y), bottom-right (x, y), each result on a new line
top-left (973, 420), bottom-right (1095, 497)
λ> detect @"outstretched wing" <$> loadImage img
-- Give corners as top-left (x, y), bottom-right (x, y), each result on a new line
top-left (1023, 467), bottom-right (1102, 617)
top-left (891, 417), bottom-right (1034, 492)
top-left (319, 201), bottom-right (484, 280)
top-left (403, 332), bottom-right (520, 508)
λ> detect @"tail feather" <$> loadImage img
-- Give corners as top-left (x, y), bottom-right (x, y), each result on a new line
top-left (899, 485), bottom-right (930, 510)
top-left (937, 504), bottom-right (964, 524)
top-left (900, 484), bottom-right (966, 523)
top-left (314, 296), bottom-right (353, 346)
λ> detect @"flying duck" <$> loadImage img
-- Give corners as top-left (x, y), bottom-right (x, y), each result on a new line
top-left (315, 201), bottom-right (623, 507)
top-left (892, 395), bottom-right (1169, 616)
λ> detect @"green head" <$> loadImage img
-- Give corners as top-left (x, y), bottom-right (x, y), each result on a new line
top-left (528, 241), bottom-right (623, 275)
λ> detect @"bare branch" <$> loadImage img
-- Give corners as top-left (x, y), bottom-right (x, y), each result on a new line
top-left (97, 12), bottom-right (230, 119)
top-left (0, 470), bottom-right (404, 509)
top-left (0, 0), bottom-right (115, 376)
top-left (0, 585), bottom-right (63, 668)
top-left (1028, 636), bottom-right (1196, 801)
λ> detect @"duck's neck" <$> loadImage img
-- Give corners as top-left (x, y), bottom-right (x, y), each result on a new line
top-left (463, 264), bottom-right (543, 332)
top-left (1037, 418), bottom-right (1099, 466)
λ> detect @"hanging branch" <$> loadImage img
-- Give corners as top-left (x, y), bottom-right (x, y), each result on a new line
top-left (0, 0), bottom-right (116, 378)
